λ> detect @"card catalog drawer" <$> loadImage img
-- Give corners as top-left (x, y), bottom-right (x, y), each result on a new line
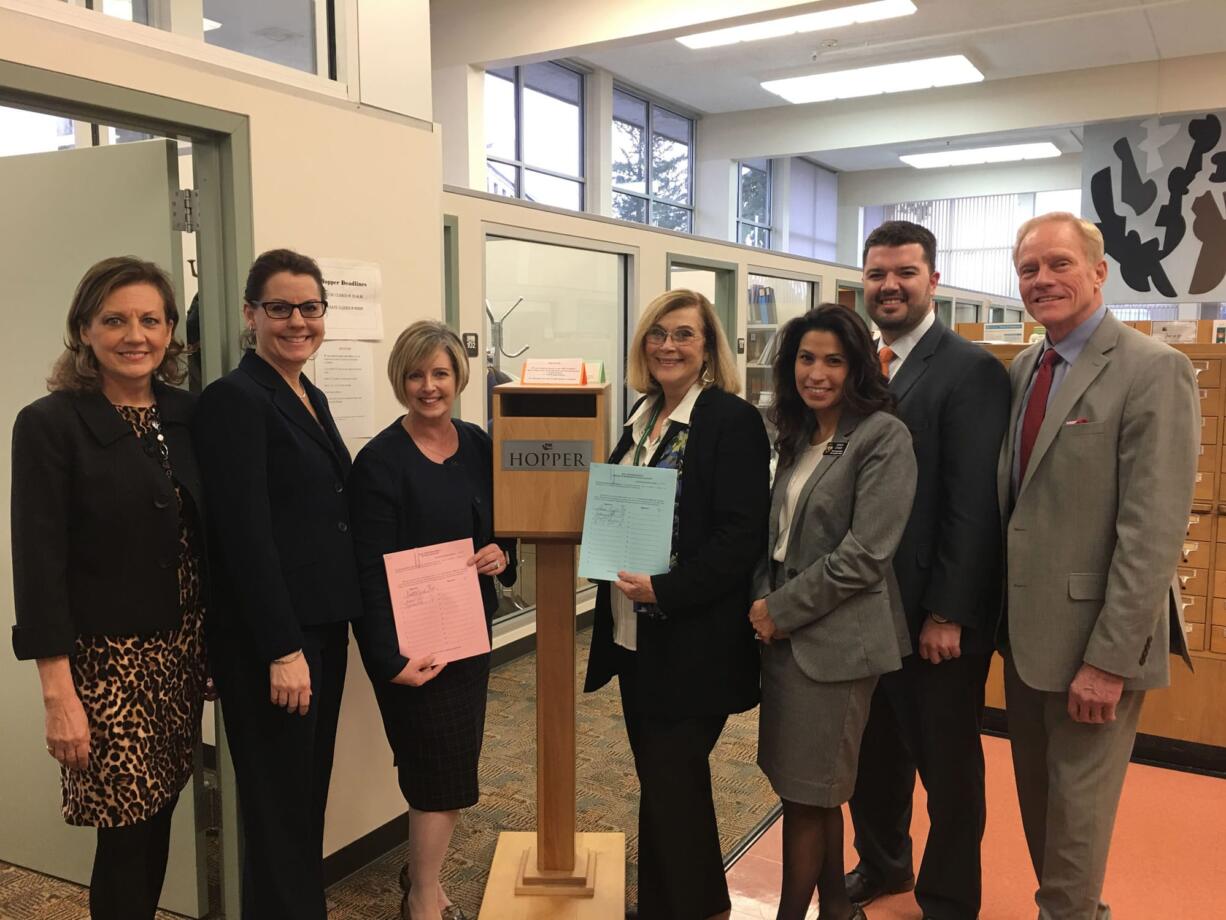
top-left (1202, 415), bottom-right (1219, 446)
top-left (1188, 511), bottom-right (1214, 540)
top-left (1210, 625), bottom-right (1226, 655)
top-left (1199, 387), bottom-right (1222, 416)
top-left (1192, 359), bottom-right (1221, 388)
top-left (1185, 621), bottom-right (1205, 652)
top-left (1179, 567), bottom-right (1208, 597)
top-left (1179, 540), bottom-right (1211, 568)
top-left (1181, 593), bottom-right (1207, 624)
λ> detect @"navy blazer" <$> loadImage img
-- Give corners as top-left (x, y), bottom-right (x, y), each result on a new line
top-left (887, 320), bottom-right (1010, 653)
top-left (11, 382), bottom-right (203, 659)
top-left (584, 387), bottom-right (770, 717)
top-left (193, 350), bottom-right (362, 662)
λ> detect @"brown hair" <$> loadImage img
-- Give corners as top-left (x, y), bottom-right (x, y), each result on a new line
top-left (626, 289), bottom-right (740, 395)
top-left (769, 304), bottom-right (895, 469)
top-left (240, 249), bottom-right (326, 350)
top-left (48, 256), bottom-right (185, 393)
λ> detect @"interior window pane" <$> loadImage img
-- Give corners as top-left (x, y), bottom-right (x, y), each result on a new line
top-left (0, 107), bottom-right (75, 157)
top-left (612, 192), bottom-right (648, 224)
top-left (523, 170), bottom-right (582, 210)
top-left (203, 0), bottom-right (318, 74)
top-left (484, 71), bottom-right (517, 160)
top-left (653, 106), bottom-right (691, 147)
top-left (652, 133), bottom-right (690, 204)
top-left (651, 202), bottom-right (691, 233)
top-left (740, 162), bottom-right (770, 225)
top-left (487, 160), bottom-right (518, 198)
top-left (612, 118), bottom-right (646, 194)
top-left (522, 63), bottom-right (582, 177)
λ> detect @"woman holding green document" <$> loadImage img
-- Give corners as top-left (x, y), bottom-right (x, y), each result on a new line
top-left (583, 289), bottom-right (770, 920)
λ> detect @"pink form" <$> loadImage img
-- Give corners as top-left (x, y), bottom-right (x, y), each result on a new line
top-left (383, 537), bottom-right (491, 665)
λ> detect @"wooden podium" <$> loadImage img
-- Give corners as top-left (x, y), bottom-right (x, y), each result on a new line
top-left (482, 383), bottom-right (625, 917)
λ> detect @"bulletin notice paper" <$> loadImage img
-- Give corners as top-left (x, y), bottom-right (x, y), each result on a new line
top-left (313, 340), bottom-right (376, 440)
top-left (578, 463), bottom-right (677, 582)
top-left (318, 257), bottom-right (384, 340)
top-left (384, 538), bottom-right (490, 665)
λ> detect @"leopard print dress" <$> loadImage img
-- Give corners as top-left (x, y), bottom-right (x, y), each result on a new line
top-left (64, 404), bottom-right (207, 828)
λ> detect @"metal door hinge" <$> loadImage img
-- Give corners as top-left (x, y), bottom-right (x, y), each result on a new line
top-left (172, 188), bottom-right (199, 233)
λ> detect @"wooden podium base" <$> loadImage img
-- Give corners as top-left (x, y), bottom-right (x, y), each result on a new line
top-left (479, 831), bottom-right (625, 918)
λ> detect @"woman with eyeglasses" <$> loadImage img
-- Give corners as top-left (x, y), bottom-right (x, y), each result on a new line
top-left (583, 290), bottom-right (770, 920)
top-left (193, 249), bottom-right (363, 919)
top-left (11, 256), bottom-right (206, 920)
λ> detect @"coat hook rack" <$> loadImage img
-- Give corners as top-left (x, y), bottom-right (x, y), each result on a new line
top-left (484, 298), bottom-right (529, 373)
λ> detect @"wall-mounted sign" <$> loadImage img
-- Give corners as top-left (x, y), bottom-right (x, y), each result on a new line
top-left (1083, 112), bottom-right (1226, 303)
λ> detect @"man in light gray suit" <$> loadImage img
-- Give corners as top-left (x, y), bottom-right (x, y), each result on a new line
top-left (999, 212), bottom-right (1198, 919)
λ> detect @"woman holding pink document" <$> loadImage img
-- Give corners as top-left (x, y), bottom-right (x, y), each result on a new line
top-left (349, 320), bottom-right (516, 920)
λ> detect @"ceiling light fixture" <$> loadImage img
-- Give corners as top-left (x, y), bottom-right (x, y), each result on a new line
top-left (761, 54), bottom-right (983, 104)
top-left (900, 142), bottom-right (1062, 169)
top-left (677, 0), bottom-right (917, 50)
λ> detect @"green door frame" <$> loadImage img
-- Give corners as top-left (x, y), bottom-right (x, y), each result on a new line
top-left (666, 253), bottom-right (739, 339)
top-left (0, 58), bottom-right (254, 920)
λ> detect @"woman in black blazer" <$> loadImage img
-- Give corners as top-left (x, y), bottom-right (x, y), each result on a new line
top-left (11, 256), bottom-right (206, 920)
top-left (193, 249), bottom-right (362, 920)
top-left (349, 321), bottom-right (516, 920)
top-left (584, 290), bottom-right (770, 920)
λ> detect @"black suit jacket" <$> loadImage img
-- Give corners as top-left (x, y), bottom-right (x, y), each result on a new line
top-left (11, 382), bottom-right (203, 659)
top-left (887, 318), bottom-right (1011, 654)
top-left (584, 387), bottom-right (770, 716)
top-left (193, 350), bottom-right (362, 663)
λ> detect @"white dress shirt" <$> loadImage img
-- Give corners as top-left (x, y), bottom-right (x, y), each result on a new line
top-left (611, 382), bottom-right (704, 651)
top-left (772, 435), bottom-right (832, 561)
top-left (879, 308), bottom-right (936, 380)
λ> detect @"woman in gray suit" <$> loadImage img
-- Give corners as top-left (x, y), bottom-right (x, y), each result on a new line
top-left (749, 304), bottom-right (917, 920)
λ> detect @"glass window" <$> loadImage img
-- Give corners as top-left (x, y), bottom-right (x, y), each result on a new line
top-left (737, 158), bottom-right (772, 248)
top-left (0, 106), bottom-right (75, 157)
top-left (745, 273), bottom-right (817, 414)
top-left (485, 62), bottom-right (585, 211)
top-left (612, 88), bottom-right (694, 231)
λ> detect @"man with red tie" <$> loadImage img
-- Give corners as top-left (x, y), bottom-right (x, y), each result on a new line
top-left (998, 213), bottom-right (1198, 919)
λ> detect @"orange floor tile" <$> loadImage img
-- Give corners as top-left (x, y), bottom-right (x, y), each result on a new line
top-left (726, 735), bottom-right (1226, 919)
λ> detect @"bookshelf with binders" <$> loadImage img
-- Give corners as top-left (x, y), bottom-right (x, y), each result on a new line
top-left (744, 274), bottom-right (817, 415)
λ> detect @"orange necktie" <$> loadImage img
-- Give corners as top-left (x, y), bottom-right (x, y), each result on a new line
top-left (879, 346), bottom-right (896, 380)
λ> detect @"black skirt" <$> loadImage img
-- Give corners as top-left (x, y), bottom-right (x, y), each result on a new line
top-left (372, 652), bottom-right (490, 812)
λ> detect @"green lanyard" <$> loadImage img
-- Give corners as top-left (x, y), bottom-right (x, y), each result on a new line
top-left (632, 398), bottom-right (665, 466)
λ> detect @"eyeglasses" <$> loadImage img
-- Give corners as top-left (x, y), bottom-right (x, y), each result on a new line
top-left (645, 326), bottom-right (702, 346)
top-left (253, 299), bottom-right (328, 319)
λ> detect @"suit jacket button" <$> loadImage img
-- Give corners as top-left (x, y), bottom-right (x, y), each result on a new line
top-left (153, 497), bottom-right (169, 510)
top-left (334, 482), bottom-right (344, 493)
top-left (337, 521), bottom-right (349, 533)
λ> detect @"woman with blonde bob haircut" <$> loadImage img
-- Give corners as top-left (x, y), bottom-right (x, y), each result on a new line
top-left (350, 320), bottom-right (515, 920)
top-left (584, 290), bottom-right (770, 919)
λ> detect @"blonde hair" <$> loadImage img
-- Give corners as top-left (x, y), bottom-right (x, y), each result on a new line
top-left (1013, 212), bottom-right (1105, 265)
top-left (626, 289), bottom-right (740, 396)
top-left (387, 320), bottom-right (470, 408)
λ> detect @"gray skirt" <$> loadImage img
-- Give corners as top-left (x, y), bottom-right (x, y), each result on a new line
top-left (756, 640), bottom-right (877, 807)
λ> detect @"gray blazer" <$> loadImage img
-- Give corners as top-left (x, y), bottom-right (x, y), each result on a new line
top-left (758, 410), bottom-right (917, 682)
top-left (996, 311), bottom-right (1199, 692)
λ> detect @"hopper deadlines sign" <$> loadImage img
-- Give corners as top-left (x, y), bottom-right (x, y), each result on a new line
top-left (501, 440), bottom-right (592, 472)
top-left (1083, 113), bottom-right (1226, 304)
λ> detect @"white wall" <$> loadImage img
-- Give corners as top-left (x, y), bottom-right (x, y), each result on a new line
top-left (836, 157), bottom-right (1083, 264)
top-left (0, 2), bottom-right (443, 858)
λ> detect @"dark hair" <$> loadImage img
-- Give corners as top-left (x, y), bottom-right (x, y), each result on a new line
top-left (48, 256), bottom-right (185, 392)
top-left (862, 220), bottom-right (937, 272)
top-left (240, 249), bottom-right (326, 350)
top-left (769, 303), bottom-right (894, 469)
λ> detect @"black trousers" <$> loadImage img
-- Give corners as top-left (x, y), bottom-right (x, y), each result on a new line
top-left (209, 621), bottom-right (348, 920)
top-left (89, 794), bottom-right (178, 920)
top-left (848, 651), bottom-right (992, 920)
top-left (617, 650), bottom-right (730, 920)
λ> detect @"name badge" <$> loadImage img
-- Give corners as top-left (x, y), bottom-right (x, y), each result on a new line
top-left (824, 441), bottom-right (848, 457)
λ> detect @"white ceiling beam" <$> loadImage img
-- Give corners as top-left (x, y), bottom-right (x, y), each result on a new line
top-left (430, 0), bottom-right (837, 69)
top-left (698, 51), bottom-right (1226, 162)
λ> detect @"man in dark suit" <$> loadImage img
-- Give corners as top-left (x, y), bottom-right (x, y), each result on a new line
top-left (846, 221), bottom-right (1010, 920)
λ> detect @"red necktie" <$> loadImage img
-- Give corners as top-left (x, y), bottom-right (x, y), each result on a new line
top-left (1018, 348), bottom-right (1060, 482)
top-left (879, 346), bottom-right (896, 380)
